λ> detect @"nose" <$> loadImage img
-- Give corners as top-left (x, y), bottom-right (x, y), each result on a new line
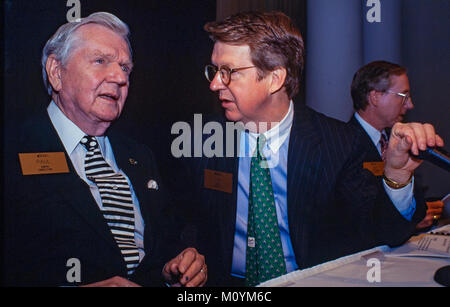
top-left (405, 97), bottom-right (414, 110)
top-left (209, 71), bottom-right (226, 92)
top-left (107, 63), bottom-right (128, 86)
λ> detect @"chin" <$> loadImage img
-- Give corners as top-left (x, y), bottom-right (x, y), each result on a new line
top-left (96, 111), bottom-right (121, 123)
top-left (224, 109), bottom-right (242, 122)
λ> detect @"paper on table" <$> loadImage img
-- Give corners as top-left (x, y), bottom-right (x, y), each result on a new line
top-left (388, 231), bottom-right (450, 259)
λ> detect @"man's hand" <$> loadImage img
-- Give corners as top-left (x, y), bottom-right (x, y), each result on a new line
top-left (81, 276), bottom-right (141, 287)
top-left (416, 200), bottom-right (445, 229)
top-left (162, 247), bottom-right (207, 287)
top-left (384, 122), bottom-right (444, 183)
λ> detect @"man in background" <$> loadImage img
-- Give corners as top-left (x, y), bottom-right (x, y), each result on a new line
top-left (348, 60), bottom-right (444, 229)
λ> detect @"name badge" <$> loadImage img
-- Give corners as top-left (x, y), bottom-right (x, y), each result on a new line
top-left (18, 152), bottom-right (70, 175)
top-left (363, 161), bottom-right (384, 177)
top-left (204, 169), bottom-right (233, 194)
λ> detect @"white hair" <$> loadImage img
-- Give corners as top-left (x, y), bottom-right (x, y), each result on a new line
top-left (41, 12), bottom-right (132, 95)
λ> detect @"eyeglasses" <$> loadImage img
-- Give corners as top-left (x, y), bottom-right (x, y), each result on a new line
top-left (204, 64), bottom-right (256, 86)
top-left (385, 90), bottom-right (412, 105)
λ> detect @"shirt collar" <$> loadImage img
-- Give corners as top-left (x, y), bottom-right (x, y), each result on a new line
top-left (247, 100), bottom-right (294, 154)
top-left (47, 101), bottom-right (106, 155)
top-left (354, 112), bottom-right (387, 146)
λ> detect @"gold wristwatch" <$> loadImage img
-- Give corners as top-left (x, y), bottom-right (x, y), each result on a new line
top-left (383, 173), bottom-right (413, 189)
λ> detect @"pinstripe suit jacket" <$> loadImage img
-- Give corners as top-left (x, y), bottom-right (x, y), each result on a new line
top-left (180, 104), bottom-right (426, 286)
top-left (3, 110), bottom-right (182, 286)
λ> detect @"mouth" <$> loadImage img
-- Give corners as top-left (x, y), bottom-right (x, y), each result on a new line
top-left (219, 96), bottom-right (234, 106)
top-left (98, 93), bottom-right (119, 102)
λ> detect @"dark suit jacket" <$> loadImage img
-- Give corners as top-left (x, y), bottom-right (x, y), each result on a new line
top-left (3, 110), bottom-right (182, 286)
top-left (178, 104), bottom-right (426, 286)
top-left (348, 115), bottom-right (384, 163)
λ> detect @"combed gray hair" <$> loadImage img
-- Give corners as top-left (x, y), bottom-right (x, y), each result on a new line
top-left (41, 12), bottom-right (132, 95)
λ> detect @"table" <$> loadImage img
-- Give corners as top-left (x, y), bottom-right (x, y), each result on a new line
top-left (259, 224), bottom-right (450, 287)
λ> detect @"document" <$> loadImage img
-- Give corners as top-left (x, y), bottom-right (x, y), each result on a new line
top-left (388, 225), bottom-right (450, 259)
top-left (388, 234), bottom-right (450, 259)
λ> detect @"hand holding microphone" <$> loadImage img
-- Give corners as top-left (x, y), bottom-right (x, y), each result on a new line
top-left (383, 122), bottom-right (445, 184)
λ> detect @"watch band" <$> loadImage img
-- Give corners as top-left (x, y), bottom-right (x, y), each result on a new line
top-left (383, 173), bottom-right (413, 189)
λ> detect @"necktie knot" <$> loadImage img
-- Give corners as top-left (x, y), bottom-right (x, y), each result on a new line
top-left (379, 133), bottom-right (388, 160)
top-left (80, 135), bottom-right (99, 151)
top-left (255, 135), bottom-right (267, 160)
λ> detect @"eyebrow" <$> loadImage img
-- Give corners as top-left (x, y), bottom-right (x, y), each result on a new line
top-left (89, 49), bottom-right (134, 69)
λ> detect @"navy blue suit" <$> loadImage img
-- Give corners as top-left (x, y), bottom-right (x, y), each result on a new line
top-left (178, 104), bottom-right (426, 286)
top-left (4, 110), bottom-right (182, 286)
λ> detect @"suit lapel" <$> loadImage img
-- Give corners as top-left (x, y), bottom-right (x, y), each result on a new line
top-left (350, 115), bottom-right (382, 162)
top-left (108, 132), bottom-right (152, 224)
top-left (201, 121), bottom-right (239, 272)
top-left (211, 133), bottom-right (240, 257)
top-left (224, 154), bottom-right (239, 255)
top-left (37, 114), bottom-right (122, 252)
top-left (286, 105), bottom-right (322, 260)
top-left (107, 129), bottom-right (167, 258)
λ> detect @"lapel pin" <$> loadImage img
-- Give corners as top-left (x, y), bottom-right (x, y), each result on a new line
top-left (147, 179), bottom-right (159, 190)
top-left (129, 158), bottom-right (138, 165)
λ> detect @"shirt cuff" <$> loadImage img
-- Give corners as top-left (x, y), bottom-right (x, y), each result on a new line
top-left (383, 177), bottom-right (416, 221)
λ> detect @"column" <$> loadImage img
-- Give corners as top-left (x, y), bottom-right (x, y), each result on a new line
top-left (305, 0), bottom-right (363, 121)
top-left (363, 0), bottom-right (402, 64)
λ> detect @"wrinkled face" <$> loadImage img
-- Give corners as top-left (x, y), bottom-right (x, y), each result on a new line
top-left (55, 24), bottom-right (133, 132)
top-left (209, 41), bottom-right (272, 125)
top-left (376, 74), bottom-right (414, 128)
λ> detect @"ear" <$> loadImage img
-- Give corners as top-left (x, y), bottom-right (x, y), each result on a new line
top-left (368, 90), bottom-right (380, 107)
top-left (46, 55), bottom-right (63, 92)
top-left (268, 67), bottom-right (287, 95)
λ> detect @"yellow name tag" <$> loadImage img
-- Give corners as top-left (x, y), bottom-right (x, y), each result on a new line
top-left (18, 152), bottom-right (70, 175)
top-left (204, 169), bottom-right (233, 194)
top-left (363, 161), bottom-right (385, 177)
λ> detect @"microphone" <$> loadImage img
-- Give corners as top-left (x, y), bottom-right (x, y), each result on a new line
top-left (411, 147), bottom-right (450, 172)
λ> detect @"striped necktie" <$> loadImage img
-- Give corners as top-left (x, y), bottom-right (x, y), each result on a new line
top-left (80, 135), bottom-right (139, 275)
top-left (245, 135), bottom-right (287, 286)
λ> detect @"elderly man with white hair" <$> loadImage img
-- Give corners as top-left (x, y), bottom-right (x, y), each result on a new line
top-left (4, 12), bottom-right (206, 287)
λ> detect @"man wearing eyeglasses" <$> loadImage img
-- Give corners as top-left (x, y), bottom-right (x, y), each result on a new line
top-left (349, 60), bottom-right (444, 229)
top-left (180, 11), bottom-right (444, 286)
top-left (349, 61), bottom-right (413, 158)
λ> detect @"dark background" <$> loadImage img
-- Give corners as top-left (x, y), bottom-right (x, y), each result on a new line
top-left (3, 0), bottom-right (449, 198)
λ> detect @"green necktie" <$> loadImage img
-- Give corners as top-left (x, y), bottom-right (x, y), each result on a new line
top-left (245, 135), bottom-right (287, 286)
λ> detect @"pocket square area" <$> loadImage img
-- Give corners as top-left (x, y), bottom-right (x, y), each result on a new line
top-left (147, 179), bottom-right (159, 190)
